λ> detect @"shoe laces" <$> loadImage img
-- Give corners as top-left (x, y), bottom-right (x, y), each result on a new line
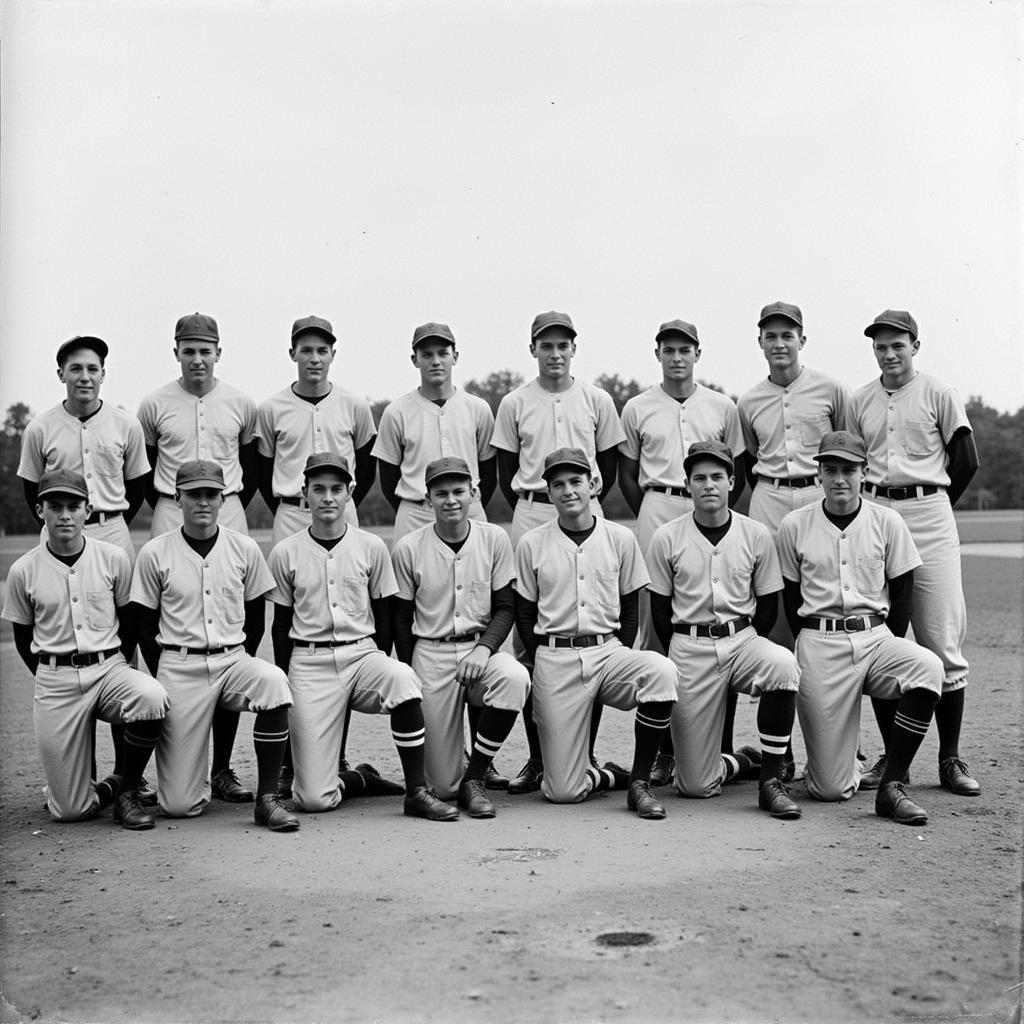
top-left (941, 757), bottom-right (972, 778)
top-left (215, 767), bottom-right (242, 787)
top-left (120, 789), bottom-right (146, 813)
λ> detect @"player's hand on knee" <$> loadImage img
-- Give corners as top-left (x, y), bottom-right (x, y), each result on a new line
top-left (456, 646), bottom-right (490, 687)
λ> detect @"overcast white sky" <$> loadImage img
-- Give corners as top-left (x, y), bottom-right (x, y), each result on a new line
top-left (2, 0), bottom-right (1021, 419)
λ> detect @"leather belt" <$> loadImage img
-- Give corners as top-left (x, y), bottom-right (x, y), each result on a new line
top-left (865, 484), bottom-right (941, 501)
top-left (673, 616), bottom-right (751, 639)
top-left (85, 510), bottom-right (122, 526)
top-left (278, 496), bottom-right (309, 508)
top-left (545, 633), bottom-right (612, 649)
top-left (645, 485), bottom-right (690, 498)
top-left (440, 632), bottom-right (482, 644)
top-left (160, 643), bottom-right (243, 656)
top-left (806, 615), bottom-right (886, 633)
top-left (520, 490), bottom-right (552, 505)
top-left (38, 647), bottom-right (121, 668)
top-left (760, 475), bottom-right (818, 489)
top-left (297, 638), bottom-right (365, 650)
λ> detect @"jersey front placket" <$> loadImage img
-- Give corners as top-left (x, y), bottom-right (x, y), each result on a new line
top-left (311, 403), bottom-right (325, 452)
top-left (449, 550), bottom-right (470, 634)
top-left (573, 541), bottom-right (600, 634)
top-left (76, 415), bottom-right (101, 504)
top-left (435, 404), bottom-right (455, 459)
top-left (706, 539), bottom-right (728, 621)
top-left (881, 391), bottom-right (899, 484)
top-left (199, 556), bottom-right (225, 645)
top-left (778, 383), bottom-right (800, 477)
top-left (323, 548), bottom-right (348, 636)
top-left (67, 562), bottom-right (89, 649)
top-left (195, 397), bottom-right (212, 462)
top-left (835, 527), bottom-right (858, 614)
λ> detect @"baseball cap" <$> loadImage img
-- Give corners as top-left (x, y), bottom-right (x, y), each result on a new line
top-left (655, 319), bottom-right (700, 346)
top-left (301, 452), bottom-right (353, 483)
top-left (864, 309), bottom-right (919, 341)
top-left (424, 456), bottom-right (472, 488)
top-left (541, 446), bottom-right (591, 481)
top-left (175, 459), bottom-right (226, 491)
top-left (683, 440), bottom-right (734, 476)
top-left (531, 311), bottom-right (577, 340)
top-left (55, 335), bottom-right (109, 366)
top-left (412, 322), bottom-right (456, 350)
top-left (291, 315), bottom-right (336, 344)
top-left (174, 313), bottom-right (219, 344)
top-left (37, 468), bottom-right (90, 501)
top-left (757, 301), bottom-right (803, 329)
top-left (814, 431), bottom-right (867, 464)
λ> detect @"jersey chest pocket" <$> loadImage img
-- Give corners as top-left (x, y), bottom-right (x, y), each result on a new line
top-left (340, 577), bottom-right (370, 615)
top-left (85, 592), bottom-right (116, 630)
top-left (902, 419), bottom-right (939, 457)
top-left (853, 558), bottom-right (884, 596)
top-left (592, 568), bottom-right (620, 608)
top-left (92, 443), bottom-right (125, 478)
top-left (467, 580), bottom-right (491, 618)
top-left (220, 587), bottom-right (245, 624)
top-left (798, 415), bottom-right (830, 448)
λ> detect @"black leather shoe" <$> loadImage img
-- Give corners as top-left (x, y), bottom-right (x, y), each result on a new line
top-left (113, 789), bottom-right (155, 831)
top-left (277, 764), bottom-right (294, 800)
top-left (211, 767), bottom-right (254, 803)
top-left (254, 794), bottom-right (300, 832)
top-left (95, 774), bottom-right (122, 810)
top-left (876, 781), bottom-right (928, 826)
top-left (733, 745), bottom-right (762, 781)
top-left (649, 753), bottom-right (675, 787)
top-left (354, 763), bottom-right (405, 796)
top-left (458, 778), bottom-right (496, 818)
top-left (484, 763), bottom-right (510, 790)
top-left (758, 778), bottom-right (801, 819)
top-left (939, 757), bottom-right (980, 796)
top-left (404, 786), bottom-right (459, 821)
top-left (600, 761), bottom-right (630, 790)
top-left (507, 759), bottom-right (543, 795)
top-left (627, 780), bottom-right (666, 820)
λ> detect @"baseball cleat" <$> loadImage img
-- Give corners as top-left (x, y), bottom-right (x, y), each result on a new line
top-left (627, 780), bottom-right (666, 820)
top-left (94, 773), bottom-right (122, 810)
top-left (137, 776), bottom-right (158, 807)
top-left (254, 794), bottom-right (300, 832)
top-left (458, 778), bottom-right (496, 818)
top-left (875, 781), bottom-right (928, 826)
top-left (649, 753), bottom-right (675, 787)
top-left (858, 754), bottom-right (908, 792)
top-left (484, 763), bottom-right (510, 790)
top-left (508, 759), bottom-right (544, 795)
top-left (938, 757), bottom-right (980, 796)
top-left (277, 764), bottom-right (294, 800)
top-left (600, 761), bottom-right (631, 790)
top-left (758, 778), bottom-right (802, 820)
top-left (113, 789), bottom-right (155, 831)
top-left (733, 746), bottom-right (763, 781)
top-left (354, 762), bottom-right (405, 796)
top-left (404, 786), bottom-right (459, 821)
top-left (211, 767), bottom-right (255, 803)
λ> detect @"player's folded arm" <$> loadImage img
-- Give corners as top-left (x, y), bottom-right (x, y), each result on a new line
top-left (242, 597), bottom-right (267, 656)
top-left (370, 595), bottom-right (394, 653)
top-left (376, 460), bottom-right (403, 512)
top-left (751, 590), bottom-right (781, 638)
top-left (885, 570), bottom-right (915, 638)
top-left (781, 578), bottom-right (805, 639)
top-left (648, 590), bottom-right (674, 653)
top-left (132, 601), bottom-right (163, 675)
top-left (615, 587), bottom-right (641, 648)
top-left (270, 602), bottom-right (294, 672)
top-left (477, 455), bottom-right (498, 508)
top-left (392, 597), bottom-right (417, 664)
top-left (352, 441), bottom-right (377, 507)
top-left (495, 450), bottom-right (520, 508)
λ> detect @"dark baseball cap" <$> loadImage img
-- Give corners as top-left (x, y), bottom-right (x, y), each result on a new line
top-left (542, 446), bottom-right (591, 481)
top-left (757, 301), bottom-right (803, 329)
top-left (291, 315), bottom-right (336, 344)
top-left (302, 452), bottom-right (353, 483)
top-left (655, 319), bottom-right (700, 346)
top-left (814, 431), bottom-right (867, 464)
top-left (864, 309), bottom-right (918, 341)
top-left (174, 313), bottom-right (219, 344)
top-left (684, 440), bottom-right (734, 476)
top-left (37, 468), bottom-right (90, 501)
top-left (175, 459), bottom-right (226, 491)
top-left (412, 322), bottom-right (456, 350)
top-left (56, 335), bottom-right (109, 366)
top-left (424, 456), bottom-right (472, 488)
top-left (531, 311), bottom-right (577, 340)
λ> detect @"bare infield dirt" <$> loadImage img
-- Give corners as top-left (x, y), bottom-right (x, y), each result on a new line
top-left (1, 554), bottom-right (1021, 1024)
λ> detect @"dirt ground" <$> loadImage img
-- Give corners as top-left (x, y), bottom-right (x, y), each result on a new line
top-left (1, 553), bottom-right (1021, 1024)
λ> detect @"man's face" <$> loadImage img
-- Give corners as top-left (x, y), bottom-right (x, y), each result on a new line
top-left (530, 329), bottom-right (576, 381)
top-left (819, 459), bottom-right (864, 511)
top-left (411, 341), bottom-right (457, 387)
top-left (870, 328), bottom-right (919, 382)
top-left (546, 467), bottom-right (594, 513)
top-left (58, 348), bottom-right (105, 404)
top-left (176, 486), bottom-right (223, 529)
top-left (656, 337), bottom-right (700, 383)
top-left (427, 476), bottom-right (474, 526)
top-left (757, 317), bottom-right (805, 373)
top-left (38, 496), bottom-right (89, 543)
top-left (175, 341), bottom-right (221, 385)
top-left (304, 471), bottom-right (352, 524)
top-left (290, 335), bottom-right (335, 387)
top-left (686, 459), bottom-right (732, 514)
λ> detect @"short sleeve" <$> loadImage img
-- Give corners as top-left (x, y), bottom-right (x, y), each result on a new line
top-left (618, 401), bottom-right (641, 459)
top-left (352, 398), bottom-right (377, 449)
top-left (368, 537), bottom-right (400, 599)
top-left (594, 390), bottom-right (626, 451)
top-left (1, 562), bottom-right (33, 624)
top-left (937, 386), bottom-right (971, 443)
top-left (644, 528), bottom-right (674, 597)
top-left (751, 527), bottom-right (784, 595)
top-left (723, 402), bottom-right (745, 457)
top-left (475, 401), bottom-right (496, 460)
top-left (370, 404), bottom-right (403, 466)
top-left (490, 530), bottom-right (515, 591)
top-left (243, 544), bottom-right (276, 600)
top-left (136, 396), bottom-right (158, 446)
top-left (123, 417), bottom-right (150, 480)
top-left (266, 544), bottom-right (294, 606)
top-left (255, 400), bottom-right (277, 458)
top-left (616, 528), bottom-right (651, 593)
top-left (111, 548), bottom-right (133, 606)
top-left (775, 517), bottom-right (801, 582)
top-left (831, 381), bottom-right (852, 431)
top-left (491, 394), bottom-right (521, 454)
top-left (390, 538), bottom-right (417, 601)
top-left (513, 536), bottom-right (538, 601)
top-left (738, 400), bottom-right (759, 457)
top-left (130, 546), bottom-right (163, 608)
top-left (16, 419), bottom-right (45, 481)
top-left (239, 395), bottom-right (258, 447)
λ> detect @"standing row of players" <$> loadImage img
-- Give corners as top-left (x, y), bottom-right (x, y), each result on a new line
top-left (5, 302), bottom-right (979, 831)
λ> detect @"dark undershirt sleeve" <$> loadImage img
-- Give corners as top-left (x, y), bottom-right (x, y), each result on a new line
top-left (116, 602), bottom-right (139, 661)
top-left (946, 428), bottom-right (979, 506)
top-left (729, 453), bottom-right (750, 508)
top-left (649, 592), bottom-right (674, 653)
top-left (616, 588), bottom-right (641, 648)
top-left (134, 601), bottom-right (162, 676)
top-left (886, 570), bottom-right (915, 639)
top-left (22, 479), bottom-right (43, 528)
top-left (370, 595), bottom-right (394, 653)
top-left (124, 476), bottom-right (147, 524)
top-left (393, 597), bottom-right (416, 665)
top-left (477, 583), bottom-right (515, 652)
top-left (782, 579), bottom-right (805, 639)
top-left (270, 602), bottom-right (294, 672)
top-left (352, 441), bottom-right (377, 507)
top-left (478, 456), bottom-right (498, 508)
top-left (596, 447), bottom-right (618, 502)
top-left (514, 592), bottom-right (540, 660)
top-left (377, 461), bottom-right (402, 513)
top-left (242, 597), bottom-right (265, 656)
top-left (496, 450), bottom-right (520, 509)
top-left (752, 590), bottom-right (780, 637)
top-left (12, 622), bottom-right (37, 676)
top-left (257, 454), bottom-right (279, 514)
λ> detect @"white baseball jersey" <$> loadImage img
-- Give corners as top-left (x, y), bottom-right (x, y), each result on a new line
top-left (646, 512), bottom-right (782, 624)
top-left (267, 527), bottom-right (398, 643)
top-left (391, 521), bottom-right (515, 638)
top-left (492, 379), bottom-right (625, 494)
top-left (256, 384), bottom-right (376, 498)
top-left (776, 501), bottom-right (922, 620)
top-left (738, 367), bottom-right (850, 479)
top-left (18, 403), bottom-right (149, 511)
top-left (131, 528), bottom-right (273, 648)
top-left (847, 372), bottom-right (972, 488)
top-left (137, 379), bottom-right (257, 495)
top-left (514, 518), bottom-right (649, 637)
top-left (619, 384), bottom-right (744, 488)
top-left (3, 538), bottom-right (131, 653)
top-left (372, 388), bottom-right (495, 499)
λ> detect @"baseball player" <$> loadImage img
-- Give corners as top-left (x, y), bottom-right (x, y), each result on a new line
top-left (492, 312), bottom-right (625, 795)
top-left (646, 441), bottom-right (801, 818)
top-left (776, 431), bottom-right (943, 826)
top-left (513, 447), bottom-right (677, 819)
top-left (256, 315), bottom-right (377, 547)
top-left (619, 319), bottom-right (748, 787)
top-left (136, 312), bottom-right (259, 801)
top-left (2, 469), bottom-right (168, 830)
top-left (372, 322), bottom-right (496, 544)
top-left (131, 459), bottom-right (299, 832)
top-left (848, 310), bottom-right (980, 796)
top-left (391, 457), bottom-right (530, 817)
top-left (266, 452), bottom-right (459, 821)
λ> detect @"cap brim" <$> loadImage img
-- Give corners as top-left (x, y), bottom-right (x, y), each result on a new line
top-left (57, 338), bottom-right (108, 362)
top-left (176, 478), bottom-right (226, 490)
top-left (813, 451), bottom-right (865, 463)
top-left (532, 324), bottom-right (577, 341)
top-left (303, 466), bottom-right (352, 482)
top-left (684, 454), bottom-right (734, 474)
top-left (426, 471), bottom-right (472, 486)
top-left (656, 328), bottom-right (699, 346)
top-left (864, 320), bottom-right (915, 340)
top-left (37, 487), bottom-right (89, 500)
top-left (757, 313), bottom-right (802, 328)
top-left (292, 327), bottom-right (336, 344)
top-left (542, 462), bottom-right (590, 480)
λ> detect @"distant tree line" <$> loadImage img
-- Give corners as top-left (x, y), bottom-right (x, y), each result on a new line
top-left (1, 388), bottom-right (1020, 535)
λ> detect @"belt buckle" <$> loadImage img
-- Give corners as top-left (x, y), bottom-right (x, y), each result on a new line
top-left (708, 622), bottom-right (730, 639)
top-left (69, 651), bottom-right (91, 668)
top-left (569, 635), bottom-right (587, 649)
top-left (841, 616), bottom-right (862, 633)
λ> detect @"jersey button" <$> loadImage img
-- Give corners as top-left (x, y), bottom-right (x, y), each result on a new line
top-left (72, 597), bottom-right (78, 602)
top-left (207, 618), bottom-right (213, 623)
top-left (456, 585), bottom-right (462, 590)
